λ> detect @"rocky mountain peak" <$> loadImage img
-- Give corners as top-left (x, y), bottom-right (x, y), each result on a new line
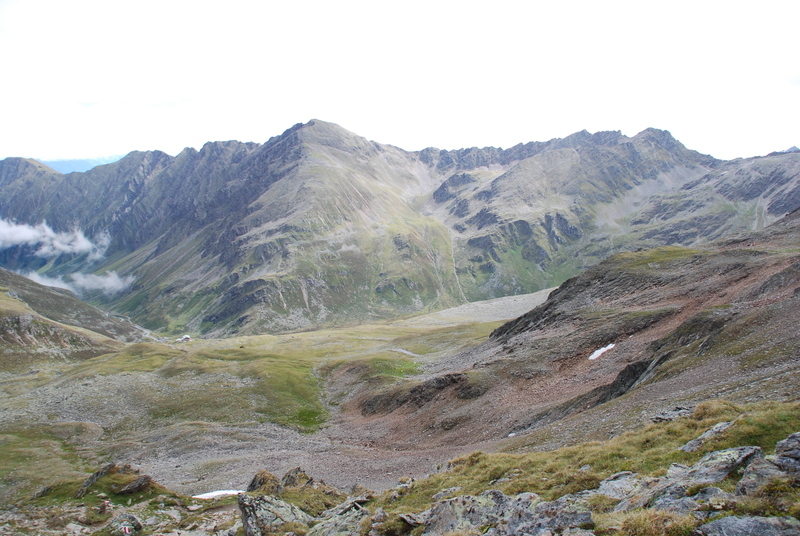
top-left (631, 127), bottom-right (685, 151)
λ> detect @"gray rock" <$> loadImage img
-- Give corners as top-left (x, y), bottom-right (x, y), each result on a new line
top-left (697, 515), bottom-right (800, 535)
top-left (238, 494), bottom-right (314, 536)
top-left (410, 489), bottom-right (593, 536)
top-left (680, 421), bottom-right (734, 452)
top-left (736, 456), bottom-right (789, 495)
top-left (649, 484), bottom-right (734, 520)
top-left (681, 446), bottom-right (763, 485)
top-left (595, 471), bottom-right (640, 499)
top-left (649, 483), bottom-right (698, 515)
top-left (613, 446), bottom-right (762, 512)
top-left (775, 432), bottom-right (800, 473)
top-left (307, 499), bottom-right (368, 536)
top-left (691, 486), bottom-right (735, 511)
top-left (419, 490), bottom-right (535, 535)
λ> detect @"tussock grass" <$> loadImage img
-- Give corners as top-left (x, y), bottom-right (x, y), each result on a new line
top-left (375, 400), bottom-right (800, 513)
top-left (596, 509), bottom-right (697, 536)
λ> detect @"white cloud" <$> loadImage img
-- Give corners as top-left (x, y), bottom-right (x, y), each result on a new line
top-left (0, 219), bottom-right (108, 259)
top-left (70, 272), bottom-right (135, 294)
top-left (21, 270), bottom-right (135, 296)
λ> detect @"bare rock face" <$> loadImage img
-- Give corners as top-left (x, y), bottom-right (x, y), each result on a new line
top-left (612, 447), bottom-right (763, 512)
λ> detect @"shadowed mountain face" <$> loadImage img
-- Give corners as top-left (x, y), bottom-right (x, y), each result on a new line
top-left (1, 120), bottom-right (799, 335)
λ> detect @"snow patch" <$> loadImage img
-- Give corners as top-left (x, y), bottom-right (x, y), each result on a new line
top-left (192, 489), bottom-right (245, 499)
top-left (588, 343), bottom-right (616, 360)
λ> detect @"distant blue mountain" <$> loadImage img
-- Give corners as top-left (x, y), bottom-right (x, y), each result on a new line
top-left (40, 156), bottom-right (123, 173)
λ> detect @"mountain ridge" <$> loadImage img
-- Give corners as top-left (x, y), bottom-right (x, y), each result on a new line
top-left (0, 120), bottom-right (798, 335)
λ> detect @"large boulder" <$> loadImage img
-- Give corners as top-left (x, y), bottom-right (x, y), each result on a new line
top-left (238, 494), bottom-right (314, 536)
top-left (696, 515), bottom-right (800, 535)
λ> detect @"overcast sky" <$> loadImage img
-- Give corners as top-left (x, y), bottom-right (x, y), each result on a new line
top-left (1, 0), bottom-right (797, 161)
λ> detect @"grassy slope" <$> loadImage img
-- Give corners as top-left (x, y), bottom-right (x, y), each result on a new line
top-left (374, 400), bottom-right (800, 513)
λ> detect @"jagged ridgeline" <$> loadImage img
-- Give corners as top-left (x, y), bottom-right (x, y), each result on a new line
top-left (1, 120), bottom-right (799, 335)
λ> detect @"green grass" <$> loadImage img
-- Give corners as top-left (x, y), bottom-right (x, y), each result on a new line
top-left (22, 312), bottom-right (506, 434)
top-left (373, 400), bottom-right (800, 513)
top-left (614, 246), bottom-right (705, 269)
top-left (0, 426), bottom-right (91, 504)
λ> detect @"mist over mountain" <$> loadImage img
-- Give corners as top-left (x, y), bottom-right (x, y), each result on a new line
top-left (1, 120), bottom-right (799, 336)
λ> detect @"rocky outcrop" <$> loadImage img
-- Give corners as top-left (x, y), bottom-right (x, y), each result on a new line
top-left (398, 489), bottom-right (593, 536)
top-left (115, 475), bottom-right (153, 495)
top-left (235, 433), bottom-right (798, 535)
top-left (247, 470), bottom-right (281, 494)
top-left (75, 463), bottom-right (117, 499)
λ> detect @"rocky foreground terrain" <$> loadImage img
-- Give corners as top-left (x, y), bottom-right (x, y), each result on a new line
top-left (1, 403), bottom-right (798, 535)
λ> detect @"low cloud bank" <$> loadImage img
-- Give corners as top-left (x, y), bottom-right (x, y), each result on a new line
top-left (0, 218), bottom-right (109, 259)
top-left (22, 271), bottom-right (134, 296)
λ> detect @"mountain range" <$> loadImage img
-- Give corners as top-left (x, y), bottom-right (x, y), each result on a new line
top-left (1, 120), bottom-right (799, 338)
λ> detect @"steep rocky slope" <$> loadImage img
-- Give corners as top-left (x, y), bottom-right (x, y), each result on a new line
top-left (1, 121), bottom-right (798, 335)
top-left (0, 284), bottom-right (120, 369)
top-left (0, 269), bottom-right (145, 342)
